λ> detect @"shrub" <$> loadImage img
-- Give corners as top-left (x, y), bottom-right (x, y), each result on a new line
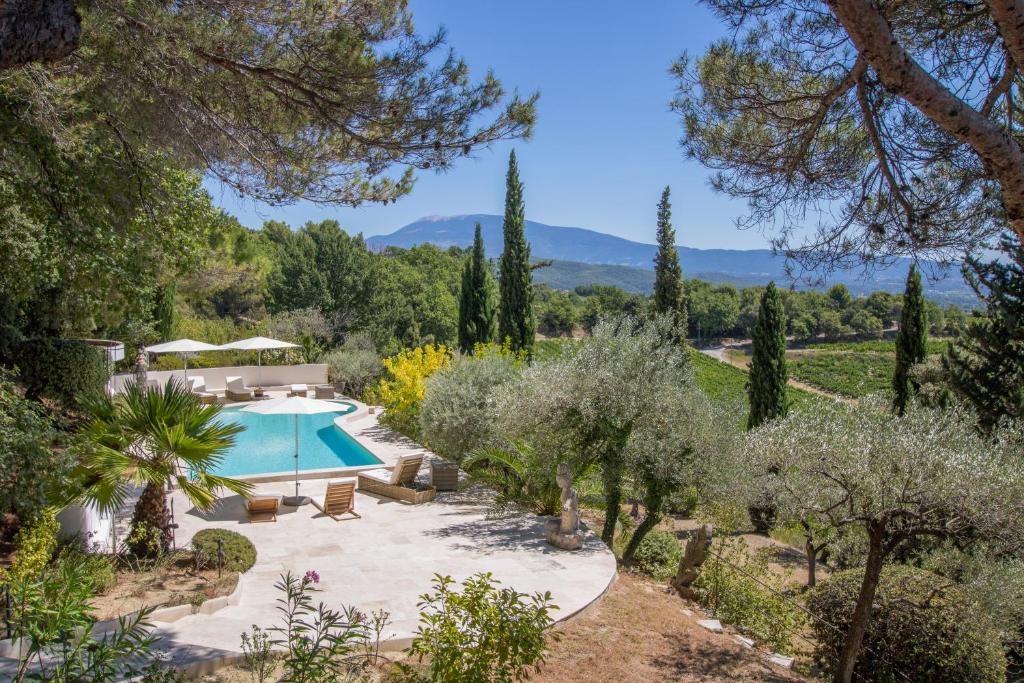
top-left (2, 508), bottom-right (59, 583)
top-left (322, 347), bottom-right (382, 397)
top-left (55, 544), bottom-right (117, 595)
top-left (192, 529), bottom-right (257, 573)
top-left (807, 565), bottom-right (1007, 682)
top-left (419, 349), bottom-right (520, 462)
top-left (14, 338), bottom-right (107, 407)
top-left (0, 375), bottom-right (69, 522)
top-left (369, 344), bottom-right (450, 439)
top-left (692, 537), bottom-right (805, 654)
top-left (403, 572), bottom-right (558, 683)
top-left (629, 530), bottom-right (682, 581)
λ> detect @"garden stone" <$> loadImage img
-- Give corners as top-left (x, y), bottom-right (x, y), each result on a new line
top-left (544, 463), bottom-right (584, 550)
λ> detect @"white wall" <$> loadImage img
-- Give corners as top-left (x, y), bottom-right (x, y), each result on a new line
top-left (111, 364), bottom-right (329, 393)
top-left (57, 503), bottom-right (114, 553)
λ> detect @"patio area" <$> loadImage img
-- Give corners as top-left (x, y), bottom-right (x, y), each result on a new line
top-left (142, 411), bottom-right (617, 673)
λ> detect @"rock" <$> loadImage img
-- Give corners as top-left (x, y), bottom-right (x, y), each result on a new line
top-left (735, 635), bottom-right (755, 649)
top-left (696, 619), bottom-right (723, 633)
top-left (768, 653), bottom-right (794, 668)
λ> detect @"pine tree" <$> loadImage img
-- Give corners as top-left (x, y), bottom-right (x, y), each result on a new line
top-left (747, 281), bottom-right (788, 430)
top-left (893, 264), bottom-right (928, 415)
top-left (943, 233), bottom-right (1024, 429)
top-left (458, 223), bottom-right (497, 353)
top-left (498, 150), bottom-right (535, 355)
top-left (652, 186), bottom-right (687, 339)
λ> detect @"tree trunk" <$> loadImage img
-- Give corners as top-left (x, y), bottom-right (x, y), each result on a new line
top-left (833, 524), bottom-right (885, 683)
top-left (600, 454), bottom-right (624, 547)
top-left (128, 481), bottom-right (172, 557)
top-left (622, 511), bottom-right (662, 564)
top-left (826, 0), bottom-right (1024, 239)
top-left (806, 538), bottom-right (818, 588)
top-left (0, 0), bottom-right (80, 71)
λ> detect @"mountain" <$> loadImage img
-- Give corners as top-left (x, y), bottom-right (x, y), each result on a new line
top-left (367, 214), bottom-right (976, 305)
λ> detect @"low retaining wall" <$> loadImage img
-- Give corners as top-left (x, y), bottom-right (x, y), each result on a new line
top-left (0, 573), bottom-right (244, 660)
top-left (111, 364), bottom-right (329, 393)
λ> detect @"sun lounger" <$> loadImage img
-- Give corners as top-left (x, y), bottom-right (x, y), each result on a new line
top-left (188, 376), bottom-right (217, 404)
top-left (246, 494), bottom-right (280, 523)
top-left (357, 454), bottom-right (435, 504)
top-left (314, 384), bottom-right (335, 399)
top-left (226, 376), bottom-right (254, 401)
top-left (288, 383), bottom-right (309, 397)
top-left (312, 478), bottom-right (360, 520)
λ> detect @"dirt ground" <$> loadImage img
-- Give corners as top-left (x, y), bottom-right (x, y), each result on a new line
top-left (201, 574), bottom-right (806, 683)
top-left (534, 573), bottom-right (807, 683)
top-left (90, 553), bottom-right (238, 621)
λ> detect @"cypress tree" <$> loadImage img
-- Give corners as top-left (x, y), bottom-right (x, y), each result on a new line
top-left (943, 233), bottom-right (1024, 429)
top-left (458, 223), bottom-right (497, 353)
top-left (747, 281), bottom-right (788, 430)
top-left (892, 264), bottom-right (928, 415)
top-left (498, 150), bottom-right (535, 355)
top-left (652, 186), bottom-right (687, 339)
top-left (154, 283), bottom-right (176, 340)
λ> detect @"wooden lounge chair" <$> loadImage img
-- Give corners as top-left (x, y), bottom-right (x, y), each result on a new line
top-left (314, 384), bottom-right (335, 399)
top-left (357, 454), bottom-right (435, 504)
top-left (313, 478), bottom-right (360, 521)
top-left (246, 494), bottom-right (280, 523)
top-left (288, 383), bottom-right (309, 397)
top-left (226, 376), bottom-right (254, 401)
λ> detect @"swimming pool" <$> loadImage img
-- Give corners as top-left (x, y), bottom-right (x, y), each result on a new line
top-left (213, 403), bottom-right (383, 477)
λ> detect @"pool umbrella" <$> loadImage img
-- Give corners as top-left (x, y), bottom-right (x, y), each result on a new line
top-left (219, 336), bottom-right (298, 388)
top-left (145, 338), bottom-right (224, 383)
top-left (241, 396), bottom-right (342, 506)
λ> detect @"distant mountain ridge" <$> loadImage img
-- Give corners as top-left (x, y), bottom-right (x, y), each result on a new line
top-left (366, 214), bottom-right (975, 305)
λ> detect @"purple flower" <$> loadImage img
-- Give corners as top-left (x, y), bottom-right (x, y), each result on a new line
top-left (303, 570), bottom-right (320, 585)
top-left (353, 609), bottom-right (366, 624)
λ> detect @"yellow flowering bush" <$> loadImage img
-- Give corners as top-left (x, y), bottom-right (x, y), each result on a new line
top-left (371, 345), bottom-right (451, 438)
top-left (2, 508), bottom-right (59, 584)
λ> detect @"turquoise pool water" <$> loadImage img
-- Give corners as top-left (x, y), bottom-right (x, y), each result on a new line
top-left (213, 403), bottom-right (382, 476)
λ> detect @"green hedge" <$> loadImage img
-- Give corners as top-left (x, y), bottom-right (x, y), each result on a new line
top-left (807, 565), bottom-right (1006, 682)
top-left (630, 530), bottom-right (682, 581)
top-left (15, 338), bottom-right (107, 406)
top-left (191, 529), bottom-right (256, 573)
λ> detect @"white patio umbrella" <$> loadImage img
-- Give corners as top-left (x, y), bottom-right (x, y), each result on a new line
top-left (219, 336), bottom-right (298, 388)
top-left (241, 396), bottom-right (343, 505)
top-left (144, 338), bottom-right (224, 382)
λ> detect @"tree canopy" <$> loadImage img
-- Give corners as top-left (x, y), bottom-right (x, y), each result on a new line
top-left (674, 0), bottom-right (1024, 268)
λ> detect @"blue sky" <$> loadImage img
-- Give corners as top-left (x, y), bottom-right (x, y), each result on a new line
top-left (207, 1), bottom-right (761, 249)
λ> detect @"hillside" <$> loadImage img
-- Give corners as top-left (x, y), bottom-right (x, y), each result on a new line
top-left (367, 214), bottom-right (976, 305)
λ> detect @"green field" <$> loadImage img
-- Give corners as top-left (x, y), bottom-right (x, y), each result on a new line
top-left (787, 351), bottom-right (893, 398)
top-left (688, 349), bottom-right (818, 420)
top-left (805, 339), bottom-right (952, 355)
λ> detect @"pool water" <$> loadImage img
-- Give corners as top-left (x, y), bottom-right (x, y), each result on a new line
top-left (213, 403), bottom-right (382, 476)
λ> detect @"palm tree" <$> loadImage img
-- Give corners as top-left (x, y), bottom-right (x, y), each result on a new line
top-left (76, 378), bottom-right (252, 555)
top-left (463, 443), bottom-right (565, 515)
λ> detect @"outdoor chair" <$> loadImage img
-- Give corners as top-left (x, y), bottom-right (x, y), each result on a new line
top-left (189, 376), bottom-right (217, 403)
top-left (225, 376), bottom-right (254, 401)
top-left (357, 454), bottom-right (435, 504)
top-left (246, 494), bottom-right (281, 523)
top-left (313, 478), bottom-right (360, 520)
top-left (314, 384), bottom-right (335, 399)
top-left (288, 383), bottom-right (309, 397)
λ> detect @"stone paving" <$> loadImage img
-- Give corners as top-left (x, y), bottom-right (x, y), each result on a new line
top-left (145, 408), bottom-right (615, 672)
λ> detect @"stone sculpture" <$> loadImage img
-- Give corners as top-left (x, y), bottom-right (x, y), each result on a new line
top-left (545, 463), bottom-right (584, 550)
top-left (672, 523), bottom-right (713, 598)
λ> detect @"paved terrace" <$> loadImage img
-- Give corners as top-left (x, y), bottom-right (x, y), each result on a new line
top-left (139, 410), bottom-right (615, 673)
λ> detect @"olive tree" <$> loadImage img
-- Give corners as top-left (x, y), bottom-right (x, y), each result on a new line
top-left (497, 316), bottom-right (686, 546)
top-left (744, 396), bottom-right (1024, 683)
top-left (621, 382), bottom-right (742, 564)
top-left (419, 350), bottom-right (521, 462)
